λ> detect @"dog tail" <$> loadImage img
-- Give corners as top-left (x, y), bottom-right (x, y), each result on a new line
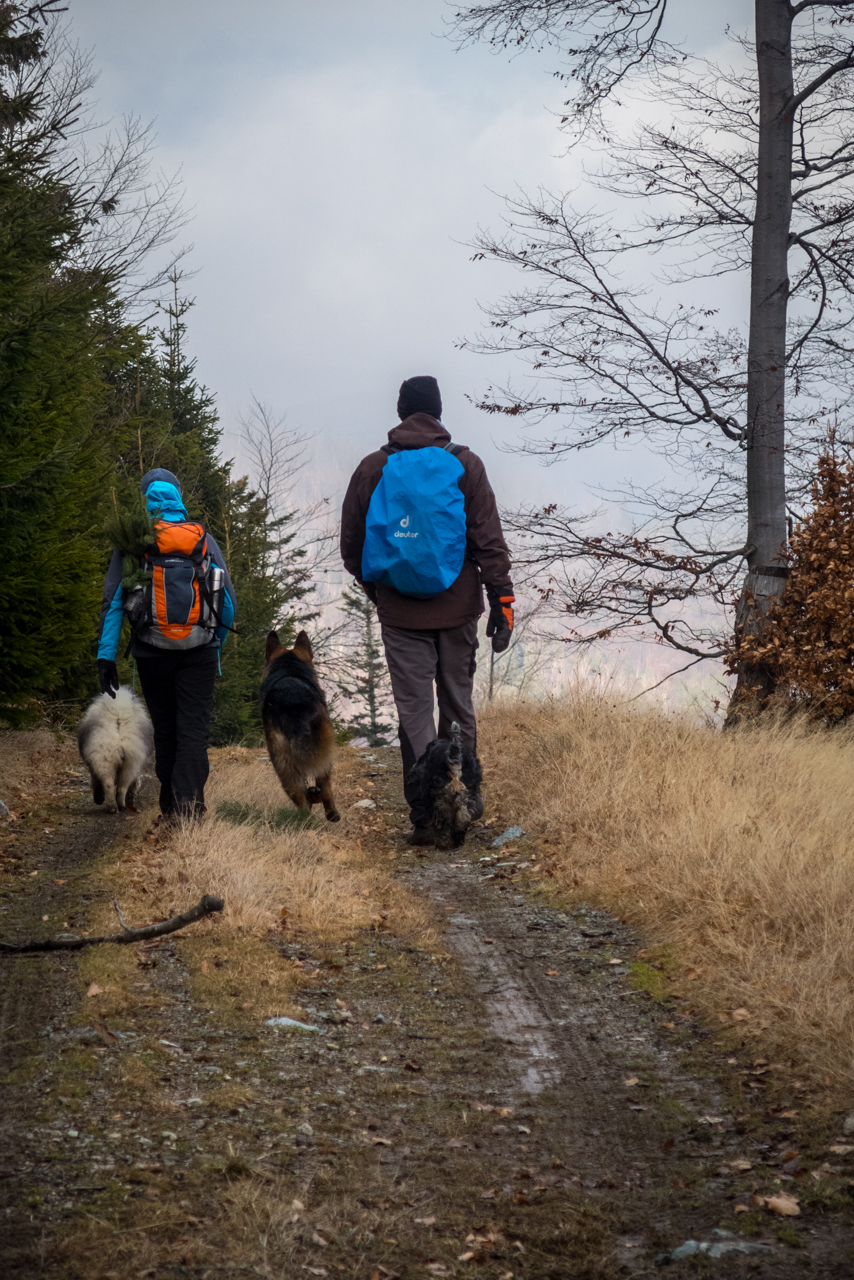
top-left (448, 721), bottom-right (462, 781)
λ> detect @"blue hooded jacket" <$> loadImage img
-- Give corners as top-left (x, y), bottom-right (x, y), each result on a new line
top-left (97, 469), bottom-right (237, 660)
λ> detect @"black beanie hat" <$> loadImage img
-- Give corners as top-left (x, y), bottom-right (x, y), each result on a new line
top-left (397, 375), bottom-right (442, 421)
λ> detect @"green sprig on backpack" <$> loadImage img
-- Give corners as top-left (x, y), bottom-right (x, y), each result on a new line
top-left (104, 489), bottom-right (159, 556)
top-left (105, 491), bottom-right (160, 591)
top-left (120, 553), bottom-right (152, 593)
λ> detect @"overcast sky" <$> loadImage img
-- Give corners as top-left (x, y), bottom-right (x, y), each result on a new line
top-left (66, 0), bottom-right (748, 527)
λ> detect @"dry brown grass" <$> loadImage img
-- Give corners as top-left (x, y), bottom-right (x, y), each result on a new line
top-left (77, 745), bottom-right (437, 1023)
top-left (197, 747), bottom-right (435, 946)
top-left (54, 1159), bottom-right (614, 1280)
top-left (479, 688), bottom-right (854, 1098)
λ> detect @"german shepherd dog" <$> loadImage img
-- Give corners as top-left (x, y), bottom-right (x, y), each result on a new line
top-left (77, 687), bottom-right (153, 814)
top-left (261, 630), bottom-right (341, 821)
top-left (407, 722), bottom-right (484, 849)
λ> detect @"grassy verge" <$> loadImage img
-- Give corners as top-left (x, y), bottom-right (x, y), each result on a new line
top-left (75, 745), bottom-right (437, 1025)
top-left (478, 690), bottom-right (854, 1105)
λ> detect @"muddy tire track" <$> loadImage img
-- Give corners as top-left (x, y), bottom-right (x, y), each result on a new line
top-left (1, 816), bottom-right (124, 1068)
top-left (0, 766), bottom-right (149, 1276)
top-left (408, 860), bottom-right (726, 1183)
top-left (400, 852), bottom-right (854, 1274)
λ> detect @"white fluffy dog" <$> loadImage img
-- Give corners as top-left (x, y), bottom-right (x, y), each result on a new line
top-left (77, 687), bottom-right (153, 814)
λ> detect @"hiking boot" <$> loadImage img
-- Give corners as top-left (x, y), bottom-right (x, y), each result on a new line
top-left (407, 825), bottom-right (436, 848)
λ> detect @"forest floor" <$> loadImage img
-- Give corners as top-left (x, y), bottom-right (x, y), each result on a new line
top-left (2, 728), bottom-right (854, 1278)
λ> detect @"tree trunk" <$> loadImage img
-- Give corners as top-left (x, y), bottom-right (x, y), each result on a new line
top-left (728, 0), bottom-right (794, 718)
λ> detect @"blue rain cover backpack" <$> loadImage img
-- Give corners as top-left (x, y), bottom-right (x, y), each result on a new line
top-left (361, 443), bottom-right (467, 598)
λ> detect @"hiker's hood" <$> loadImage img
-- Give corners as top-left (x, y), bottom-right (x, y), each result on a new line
top-left (141, 469), bottom-right (187, 522)
top-left (386, 413), bottom-right (450, 451)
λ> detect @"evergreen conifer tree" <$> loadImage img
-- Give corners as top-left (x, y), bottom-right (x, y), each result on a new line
top-left (0, 4), bottom-right (117, 720)
top-left (337, 586), bottom-right (394, 746)
top-left (102, 287), bottom-right (315, 744)
top-left (154, 271), bottom-right (226, 516)
top-left (0, 13), bottom-right (318, 735)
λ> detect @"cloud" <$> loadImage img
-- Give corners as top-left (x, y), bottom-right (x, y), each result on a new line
top-left (67, 0), bottom-right (750, 516)
top-left (154, 55), bottom-right (583, 503)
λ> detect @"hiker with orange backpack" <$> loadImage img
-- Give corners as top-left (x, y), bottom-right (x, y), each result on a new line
top-left (96, 468), bottom-right (237, 822)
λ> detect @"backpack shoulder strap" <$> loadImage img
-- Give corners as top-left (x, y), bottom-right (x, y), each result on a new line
top-left (382, 440), bottom-right (466, 457)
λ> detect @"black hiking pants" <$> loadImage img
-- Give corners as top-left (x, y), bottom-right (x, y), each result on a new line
top-left (136, 647), bottom-right (218, 819)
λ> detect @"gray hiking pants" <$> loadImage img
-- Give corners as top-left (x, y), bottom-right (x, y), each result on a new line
top-left (380, 619), bottom-right (479, 823)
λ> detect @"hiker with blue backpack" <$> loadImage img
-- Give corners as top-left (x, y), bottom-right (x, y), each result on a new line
top-left (96, 468), bottom-right (237, 823)
top-left (340, 376), bottom-right (514, 844)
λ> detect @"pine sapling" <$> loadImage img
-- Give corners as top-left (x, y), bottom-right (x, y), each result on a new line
top-left (104, 490), bottom-right (160, 591)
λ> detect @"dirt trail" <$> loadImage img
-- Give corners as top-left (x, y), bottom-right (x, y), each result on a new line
top-left (409, 862), bottom-right (725, 1172)
top-left (0, 733), bottom-right (141, 1272)
top-left (1, 735), bottom-right (854, 1277)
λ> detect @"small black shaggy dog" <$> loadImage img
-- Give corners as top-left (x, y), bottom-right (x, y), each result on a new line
top-left (407, 722), bottom-right (484, 848)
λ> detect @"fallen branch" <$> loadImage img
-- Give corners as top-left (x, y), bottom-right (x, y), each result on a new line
top-left (0, 894), bottom-right (224, 954)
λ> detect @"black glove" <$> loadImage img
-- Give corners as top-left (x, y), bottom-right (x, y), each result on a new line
top-left (97, 659), bottom-right (119, 699)
top-left (486, 588), bottom-right (515, 654)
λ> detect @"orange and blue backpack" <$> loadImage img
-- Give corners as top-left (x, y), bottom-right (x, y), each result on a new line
top-left (124, 518), bottom-right (226, 650)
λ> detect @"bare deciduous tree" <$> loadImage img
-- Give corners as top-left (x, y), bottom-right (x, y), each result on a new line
top-left (240, 397), bottom-right (309, 523)
top-left (6, 9), bottom-right (188, 306)
top-left (452, 0), bottom-right (854, 712)
top-left (239, 396), bottom-right (338, 604)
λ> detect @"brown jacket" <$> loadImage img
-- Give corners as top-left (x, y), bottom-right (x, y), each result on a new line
top-left (340, 413), bottom-right (513, 630)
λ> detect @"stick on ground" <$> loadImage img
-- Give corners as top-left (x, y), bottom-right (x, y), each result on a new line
top-left (0, 895), bottom-right (224, 954)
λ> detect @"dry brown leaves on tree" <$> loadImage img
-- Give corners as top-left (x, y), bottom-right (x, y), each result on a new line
top-left (728, 451), bottom-right (854, 719)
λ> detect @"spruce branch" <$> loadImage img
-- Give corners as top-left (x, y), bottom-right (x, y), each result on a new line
top-left (104, 489), bottom-right (159, 559)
